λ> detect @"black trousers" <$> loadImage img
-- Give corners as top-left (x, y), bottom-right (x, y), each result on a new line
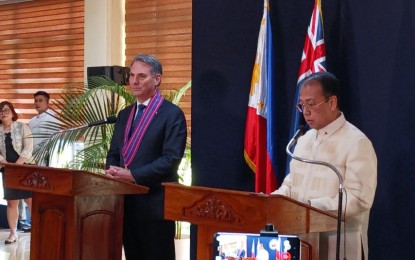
top-left (123, 215), bottom-right (176, 260)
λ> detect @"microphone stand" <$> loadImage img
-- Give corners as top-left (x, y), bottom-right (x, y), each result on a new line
top-left (286, 137), bottom-right (344, 260)
top-left (57, 124), bottom-right (88, 134)
top-left (55, 115), bottom-right (117, 134)
top-left (46, 116), bottom-right (117, 161)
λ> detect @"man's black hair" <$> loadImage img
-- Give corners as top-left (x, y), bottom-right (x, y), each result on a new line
top-left (301, 71), bottom-right (340, 99)
top-left (34, 91), bottom-right (50, 101)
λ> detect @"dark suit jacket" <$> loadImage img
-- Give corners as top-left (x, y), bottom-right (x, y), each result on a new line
top-left (106, 99), bottom-right (187, 220)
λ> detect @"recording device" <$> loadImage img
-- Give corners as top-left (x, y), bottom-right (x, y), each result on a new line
top-left (286, 126), bottom-right (345, 260)
top-left (260, 223), bottom-right (279, 237)
top-left (213, 229), bottom-right (300, 260)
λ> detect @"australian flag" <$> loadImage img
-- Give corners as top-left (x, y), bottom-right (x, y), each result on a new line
top-left (286, 0), bottom-right (327, 175)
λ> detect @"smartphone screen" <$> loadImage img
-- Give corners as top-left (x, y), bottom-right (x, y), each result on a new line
top-left (213, 232), bottom-right (300, 260)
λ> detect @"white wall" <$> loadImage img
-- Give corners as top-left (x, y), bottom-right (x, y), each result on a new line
top-left (84, 0), bottom-right (125, 77)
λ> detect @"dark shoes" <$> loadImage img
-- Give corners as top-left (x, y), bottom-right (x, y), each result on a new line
top-left (5, 235), bottom-right (17, 244)
top-left (21, 226), bottom-right (31, 233)
top-left (17, 220), bottom-right (31, 232)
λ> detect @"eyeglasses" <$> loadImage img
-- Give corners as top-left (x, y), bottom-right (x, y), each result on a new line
top-left (296, 97), bottom-right (331, 113)
top-left (0, 108), bottom-right (11, 114)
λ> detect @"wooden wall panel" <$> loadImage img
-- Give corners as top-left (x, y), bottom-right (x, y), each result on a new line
top-left (1, 0), bottom-right (191, 125)
top-left (125, 0), bottom-right (192, 129)
top-left (0, 0), bottom-right (84, 122)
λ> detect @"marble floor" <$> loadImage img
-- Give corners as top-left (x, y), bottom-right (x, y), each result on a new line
top-left (0, 229), bottom-right (128, 260)
top-left (0, 229), bottom-right (30, 260)
top-left (0, 228), bottom-right (189, 260)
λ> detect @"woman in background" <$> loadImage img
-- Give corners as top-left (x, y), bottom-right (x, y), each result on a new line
top-left (0, 101), bottom-right (33, 244)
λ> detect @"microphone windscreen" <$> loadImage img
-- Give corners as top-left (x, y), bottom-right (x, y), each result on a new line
top-left (106, 115), bottom-right (117, 124)
top-left (292, 125), bottom-right (307, 141)
top-left (297, 125), bottom-right (307, 135)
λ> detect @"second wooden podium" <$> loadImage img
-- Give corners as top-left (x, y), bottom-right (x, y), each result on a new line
top-left (3, 163), bottom-right (148, 260)
top-left (163, 183), bottom-right (339, 260)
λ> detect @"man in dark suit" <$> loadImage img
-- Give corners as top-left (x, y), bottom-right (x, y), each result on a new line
top-left (105, 54), bottom-right (187, 260)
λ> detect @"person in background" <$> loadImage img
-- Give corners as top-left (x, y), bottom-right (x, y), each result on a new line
top-left (17, 91), bottom-right (59, 233)
top-left (272, 72), bottom-right (377, 260)
top-left (105, 54), bottom-right (187, 260)
top-left (17, 199), bottom-right (31, 232)
top-left (0, 101), bottom-right (33, 244)
top-left (236, 240), bottom-right (246, 259)
top-left (256, 243), bottom-right (269, 260)
top-left (28, 90), bottom-right (59, 166)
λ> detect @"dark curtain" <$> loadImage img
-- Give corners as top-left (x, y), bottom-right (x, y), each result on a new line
top-left (192, 0), bottom-right (415, 259)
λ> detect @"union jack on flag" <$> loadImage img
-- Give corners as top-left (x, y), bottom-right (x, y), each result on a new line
top-left (297, 0), bottom-right (327, 83)
top-left (287, 0), bottom-right (327, 174)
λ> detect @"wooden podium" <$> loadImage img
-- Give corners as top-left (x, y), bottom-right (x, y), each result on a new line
top-left (163, 183), bottom-right (339, 260)
top-left (3, 163), bottom-right (149, 260)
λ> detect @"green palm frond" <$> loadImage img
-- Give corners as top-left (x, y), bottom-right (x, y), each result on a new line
top-left (162, 80), bottom-right (191, 105)
top-left (65, 140), bottom-right (112, 172)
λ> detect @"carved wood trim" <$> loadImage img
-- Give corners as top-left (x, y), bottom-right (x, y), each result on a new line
top-left (20, 171), bottom-right (53, 190)
top-left (183, 194), bottom-right (242, 224)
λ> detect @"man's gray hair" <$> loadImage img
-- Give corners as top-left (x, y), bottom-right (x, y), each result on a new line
top-left (130, 54), bottom-right (163, 76)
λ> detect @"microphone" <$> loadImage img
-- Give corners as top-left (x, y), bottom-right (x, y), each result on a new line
top-left (286, 126), bottom-right (345, 260)
top-left (292, 125), bottom-right (307, 142)
top-left (88, 115), bottom-right (117, 127)
top-left (286, 125), bottom-right (307, 154)
top-left (59, 115), bottom-right (117, 133)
